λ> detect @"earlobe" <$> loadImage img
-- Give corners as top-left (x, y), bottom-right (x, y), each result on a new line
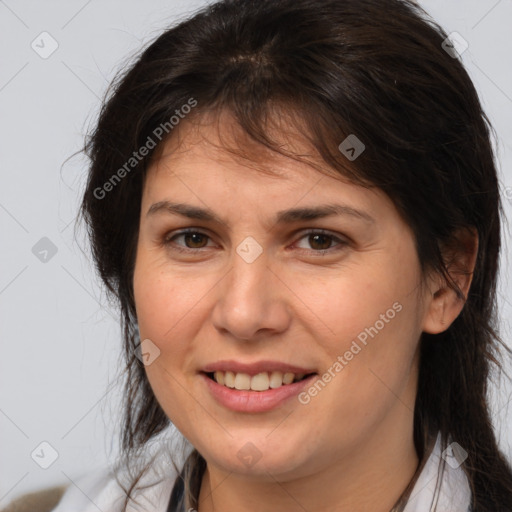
top-left (422, 227), bottom-right (478, 335)
top-left (422, 287), bottom-right (455, 334)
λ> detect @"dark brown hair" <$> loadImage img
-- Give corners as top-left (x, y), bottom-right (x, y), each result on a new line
top-left (79, 0), bottom-right (512, 510)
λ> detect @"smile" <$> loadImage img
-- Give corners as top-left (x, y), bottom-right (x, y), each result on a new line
top-left (201, 371), bottom-right (318, 413)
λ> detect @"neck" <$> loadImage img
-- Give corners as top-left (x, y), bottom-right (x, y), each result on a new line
top-left (196, 415), bottom-right (419, 512)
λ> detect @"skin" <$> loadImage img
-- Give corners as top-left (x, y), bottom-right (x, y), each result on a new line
top-left (133, 110), bottom-right (477, 512)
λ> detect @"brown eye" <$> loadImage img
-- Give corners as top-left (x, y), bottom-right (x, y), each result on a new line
top-left (308, 233), bottom-right (333, 251)
top-left (181, 232), bottom-right (209, 249)
top-left (294, 230), bottom-right (348, 254)
top-left (164, 230), bottom-right (213, 252)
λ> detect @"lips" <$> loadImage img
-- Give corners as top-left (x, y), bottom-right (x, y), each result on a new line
top-left (200, 360), bottom-right (318, 411)
top-left (201, 372), bottom-right (318, 412)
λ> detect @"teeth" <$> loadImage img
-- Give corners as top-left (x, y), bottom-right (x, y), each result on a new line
top-left (251, 372), bottom-right (269, 391)
top-left (211, 371), bottom-right (309, 391)
top-left (282, 372), bottom-right (294, 385)
top-left (269, 371), bottom-right (284, 389)
top-left (234, 372), bottom-right (251, 390)
top-left (224, 371), bottom-right (235, 388)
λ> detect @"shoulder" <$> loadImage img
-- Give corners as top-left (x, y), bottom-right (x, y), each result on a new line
top-left (4, 428), bottom-right (190, 512)
top-left (49, 467), bottom-right (123, 512)
top-left (50, 462), bottom-right (180, 512)
top-left (0, 485), bottom-right (68, 512)
top-left (2, 461), bottom-right (180, 512)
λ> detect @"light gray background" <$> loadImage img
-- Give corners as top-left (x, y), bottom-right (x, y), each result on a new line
top-left (1, 0), bottom-right (511, 506)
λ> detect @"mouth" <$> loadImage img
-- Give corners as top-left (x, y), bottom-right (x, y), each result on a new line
top-left (201, 370), bottom-right (318, 413)
top-left (202, 370), bottom-right (316, 392)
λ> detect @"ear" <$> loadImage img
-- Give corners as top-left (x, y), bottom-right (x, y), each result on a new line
top-left (422, 227), bottom-right (479, 334)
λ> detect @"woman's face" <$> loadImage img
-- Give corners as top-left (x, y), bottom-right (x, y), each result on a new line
top-left (133, 112), bottom-right (434, 480)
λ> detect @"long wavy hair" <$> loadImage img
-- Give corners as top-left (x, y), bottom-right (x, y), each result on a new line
top-left (79, 0), bottom-right (512, 510)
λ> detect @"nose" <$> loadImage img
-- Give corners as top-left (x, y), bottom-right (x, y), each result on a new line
top-left (211, 243), bottom-right (292, 342)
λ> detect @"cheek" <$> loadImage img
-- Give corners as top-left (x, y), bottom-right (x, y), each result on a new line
top-left (133, 261), bottom-right (203, 430)
top-left (132, 258), bottom-right (194, 398)
top-left (132, 254), bottom-right (216, 405)
top-left (296, 248), bottom-right (422, 405)
top-left (296, 273), bottom-right (420, 456)
top-left (301, 260), bottom-right (419, 354)
top-left (133, 252), bottom-right (203, 341)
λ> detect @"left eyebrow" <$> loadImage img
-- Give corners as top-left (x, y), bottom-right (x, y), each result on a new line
top-left (274, 204), bottom-right (375, 225)
top-left (146, 200), bottom-right (375, 227)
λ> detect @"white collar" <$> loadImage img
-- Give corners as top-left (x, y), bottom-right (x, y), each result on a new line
top-left (403, 433), bottom-right (472, 512)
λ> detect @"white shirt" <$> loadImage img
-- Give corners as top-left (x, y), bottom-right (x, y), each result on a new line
top-left (50, 433), bottom-right (471, 512)
top-left (402, 434), bottom-right (472, 512)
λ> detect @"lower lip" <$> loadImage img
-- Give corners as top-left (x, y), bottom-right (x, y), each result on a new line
top-left (201, 373), bottom-right (317, 413)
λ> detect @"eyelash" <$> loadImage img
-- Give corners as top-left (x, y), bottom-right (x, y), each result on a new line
top-left (163, 228), bottom-right (348, 255)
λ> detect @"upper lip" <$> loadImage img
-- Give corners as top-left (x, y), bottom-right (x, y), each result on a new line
top-left (202, 360), bottom-right (317, 376)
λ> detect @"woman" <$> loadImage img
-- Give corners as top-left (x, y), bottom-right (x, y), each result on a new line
top-left (48, 0), bottom-right (512, 510)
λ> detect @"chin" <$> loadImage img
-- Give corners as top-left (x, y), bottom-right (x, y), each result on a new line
top-left (199, 435), bottom-right (315, 480)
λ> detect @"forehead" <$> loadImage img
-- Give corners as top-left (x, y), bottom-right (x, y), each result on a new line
top-left (140, 110), bottom-right (397, 235)
top-left (146, 107), bottom-right (349, 185)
